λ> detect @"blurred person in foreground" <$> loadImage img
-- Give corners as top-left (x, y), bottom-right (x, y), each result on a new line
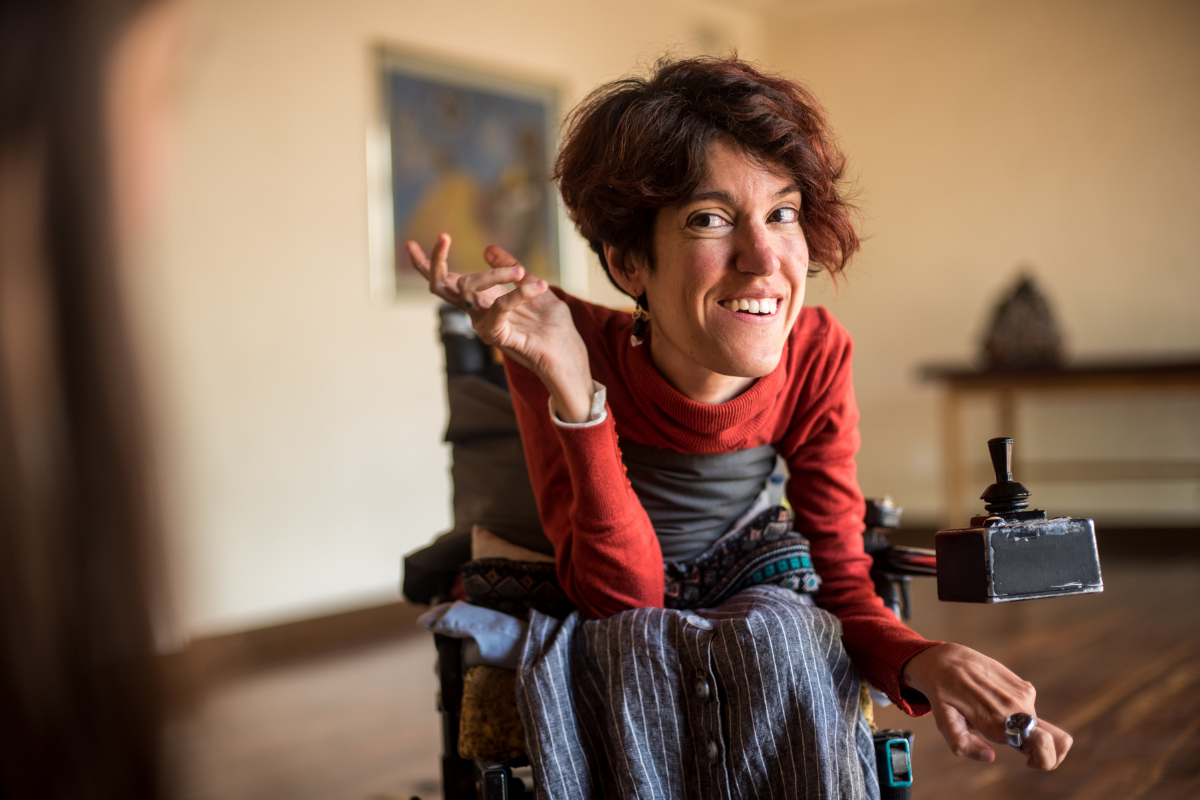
top-left (0, 0), bottom-right (188, 797)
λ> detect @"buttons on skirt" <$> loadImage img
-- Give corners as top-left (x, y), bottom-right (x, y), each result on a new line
top-left (687, 614), bottom-right (717, 765)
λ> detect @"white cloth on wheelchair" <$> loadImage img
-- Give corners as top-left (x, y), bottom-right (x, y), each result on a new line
top-left (418, 601), bottom-right (528, 671)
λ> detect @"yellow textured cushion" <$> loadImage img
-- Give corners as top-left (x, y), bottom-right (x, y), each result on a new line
top-left (458, 665), bottom-right (527, 762)
top-left (859, 681), bottom-right (876, 732)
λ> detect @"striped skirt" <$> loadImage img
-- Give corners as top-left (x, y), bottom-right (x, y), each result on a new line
top-left (516, 585), bottom-right (879, 800)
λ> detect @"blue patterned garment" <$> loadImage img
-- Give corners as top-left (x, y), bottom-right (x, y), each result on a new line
top-left (663, 506), bottom-right (821, 610)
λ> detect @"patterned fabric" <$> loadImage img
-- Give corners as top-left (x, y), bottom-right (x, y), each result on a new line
top-left (462, 506), bottom-right (819, 619)
top-left (460, 558), bottom-right (577, 619)
top-left (516, 586), bottom-right (879, 800)
top-left (664, 505), bottom-right (821, 610)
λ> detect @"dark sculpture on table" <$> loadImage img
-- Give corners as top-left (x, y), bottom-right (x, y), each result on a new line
top-left (983, 274), bottom-right (1065, 370)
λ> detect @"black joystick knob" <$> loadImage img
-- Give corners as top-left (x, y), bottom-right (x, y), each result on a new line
top-left (980, 437), bottom-right (1031, 516)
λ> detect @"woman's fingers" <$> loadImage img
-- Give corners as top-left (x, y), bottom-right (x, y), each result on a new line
top-left (487, 245), bottom-right (548, 285)
top-left (1047, 721), bottom-right (1074, 769)
top-left (405, 240), bottom-right (431, 278)
top-left (483, 244), bottom-right (522, 272)
top-left (457, 265), bottom-right (527, 309)
top-left (1023, 719), bottom-right (1072, 770)
top-left (429, 233), bottom-right (451, 282)
top-left (903, 643), bottom-right (1072, 771)
top-left (406, 234), bottom-right (462, 304)
top-left (404, 235), bottom-right (544, 319)
top-left (472, 278), bottom-right (547, 345)
top-left (405, 234), bottom-right (450, 281)
top-left (934, 703), bottom-right (995, 763)
top-left (492, 276), bottom-right (548, 311)
top-left (479, 277), bottom-right (548, 331)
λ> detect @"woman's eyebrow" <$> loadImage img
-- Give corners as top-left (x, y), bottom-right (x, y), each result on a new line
top-left (685, 184), bottom-right (802, 205)
top-left (687, 189), bottom-right (736, 204)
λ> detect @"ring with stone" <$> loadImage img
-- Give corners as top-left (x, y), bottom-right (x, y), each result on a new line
top-left (1004, 713), bottom-right (1037, 750)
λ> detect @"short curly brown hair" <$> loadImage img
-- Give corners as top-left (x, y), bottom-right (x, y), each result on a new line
top-left (554, 55), bottom-right (859, 296)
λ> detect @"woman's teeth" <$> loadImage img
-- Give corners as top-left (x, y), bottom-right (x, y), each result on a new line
top-left (722, 298), bottom-right (778, 315)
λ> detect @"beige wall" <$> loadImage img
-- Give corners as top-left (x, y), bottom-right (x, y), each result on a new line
top-left (145, 0), bottom-right (763, 636)
top-left (771, 0), bottom-right (1200, 525)
top-left (142, 0), bottom-right (1198, 637)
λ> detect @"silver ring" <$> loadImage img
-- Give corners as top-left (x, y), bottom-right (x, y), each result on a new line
top-left (1005, 713), bottom-right (1037, 750)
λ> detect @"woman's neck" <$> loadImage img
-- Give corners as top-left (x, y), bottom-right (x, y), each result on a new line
top-left (647, 331), bottom-right (757, 405)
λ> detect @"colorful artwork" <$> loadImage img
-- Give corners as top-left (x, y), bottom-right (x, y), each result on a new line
top-left (370, 51), bottom-right (559, 295)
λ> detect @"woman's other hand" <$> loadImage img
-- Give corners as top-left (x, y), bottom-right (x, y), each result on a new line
top-left (901, 643), bottom-right (1073, 770)
top-left (406, 234), bottom-right (595, 423)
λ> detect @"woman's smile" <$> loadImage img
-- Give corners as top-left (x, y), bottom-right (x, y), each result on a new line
top-left (718, 296), bottom-right (781, 316)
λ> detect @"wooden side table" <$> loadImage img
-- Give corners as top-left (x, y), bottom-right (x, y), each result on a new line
top-left (921, 359), bottom-right (1200, 527)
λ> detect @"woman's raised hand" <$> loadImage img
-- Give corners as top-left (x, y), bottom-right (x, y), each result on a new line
top-left (406, 234), bottom-right (596, 423)
top-left (901, 643), bottom-right (1073, 771)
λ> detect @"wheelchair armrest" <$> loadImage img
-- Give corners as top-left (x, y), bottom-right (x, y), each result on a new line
top-left (868, 545), bottom-right (936, 622)
top-left (873, 545), bottom-right (937, 577)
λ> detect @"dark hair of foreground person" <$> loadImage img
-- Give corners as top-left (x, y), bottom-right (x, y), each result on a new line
top-left (0, 0), bottom-right (166, 797)
top-left (553, 54), bottom-right (860, 296)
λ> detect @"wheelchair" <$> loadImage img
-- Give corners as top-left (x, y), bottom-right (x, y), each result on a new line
top-left (404, 306), bottom-right (935, 800)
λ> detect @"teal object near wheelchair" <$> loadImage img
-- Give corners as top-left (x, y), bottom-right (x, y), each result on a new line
top-left (883, 736), bottom-right (913, 787)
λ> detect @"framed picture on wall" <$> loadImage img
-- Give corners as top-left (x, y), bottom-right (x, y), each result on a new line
top-left (366, 47), bottom-right (561, 299)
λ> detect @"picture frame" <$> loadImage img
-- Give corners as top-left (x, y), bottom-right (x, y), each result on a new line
top-left (366, 47), bottom-right (561, 300)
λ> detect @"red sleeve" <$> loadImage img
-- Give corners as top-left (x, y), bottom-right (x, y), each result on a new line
top-left (779, 320), bottom-right (941, 716)
top-left (504, 358), bottom-right (664, 619)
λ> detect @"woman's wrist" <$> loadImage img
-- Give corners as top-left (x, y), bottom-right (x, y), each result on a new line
top-left (532, 338), bottom-right (595, 424)
top-left (900, 642), bottom-right (947, 696)
top-left (548, 378), bottom-right (596, 424)
top-left (537, 351), bottom-right (594, 424)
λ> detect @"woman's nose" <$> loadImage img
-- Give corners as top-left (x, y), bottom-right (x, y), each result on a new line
top-left (734, 222), bottom-right (781, 276)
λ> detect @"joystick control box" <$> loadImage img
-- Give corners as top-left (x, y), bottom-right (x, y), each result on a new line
top-left (935, 438), bottom-right (1103, 603)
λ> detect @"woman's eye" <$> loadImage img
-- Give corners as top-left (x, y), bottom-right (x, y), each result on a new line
top-left (690, 213), bottom-right (729, 229)
top-left (771, 207), bottom-right (799, 224)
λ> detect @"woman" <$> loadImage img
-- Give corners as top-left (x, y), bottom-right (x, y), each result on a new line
top-left (0, 0), bottom-right (186, 797)
top-left (410, 56), bottom-right (1071, 798)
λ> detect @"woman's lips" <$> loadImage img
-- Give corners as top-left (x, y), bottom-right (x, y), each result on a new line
top-left (720, 297), bottom-right (779, 315)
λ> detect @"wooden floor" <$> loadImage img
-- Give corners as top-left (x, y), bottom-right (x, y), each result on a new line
top-left (174, 558), bottom-right (1200, 799)
top-left (170, 634), bottom-right (443, 799)
top-left (873, 559), bottom-right (1200, 799)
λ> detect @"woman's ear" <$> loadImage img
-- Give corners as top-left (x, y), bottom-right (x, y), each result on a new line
top-left (602, 242), bottom-right (646, 299)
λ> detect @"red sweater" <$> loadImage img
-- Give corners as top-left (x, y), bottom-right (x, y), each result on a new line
top-left (505, 290), bottom-right (938, 714)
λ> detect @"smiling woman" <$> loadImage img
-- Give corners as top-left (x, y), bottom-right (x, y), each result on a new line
top-left (406, 55), bottom-right (1072, 799)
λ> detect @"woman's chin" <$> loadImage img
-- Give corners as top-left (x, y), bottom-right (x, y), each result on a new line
top-left (704, 348), bottom-right (784, 380)
top-left (701, 314), bottom-right (792, 375)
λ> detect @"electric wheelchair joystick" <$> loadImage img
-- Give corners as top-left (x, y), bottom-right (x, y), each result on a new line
top-left (936, 437), bottom-right (1104, 603)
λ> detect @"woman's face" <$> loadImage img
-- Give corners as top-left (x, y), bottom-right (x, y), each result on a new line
top-left (616, 139), bottom-right (810, 402)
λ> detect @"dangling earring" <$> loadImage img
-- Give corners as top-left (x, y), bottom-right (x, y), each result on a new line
top-left (630, 295), bottom-right (649, 347)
